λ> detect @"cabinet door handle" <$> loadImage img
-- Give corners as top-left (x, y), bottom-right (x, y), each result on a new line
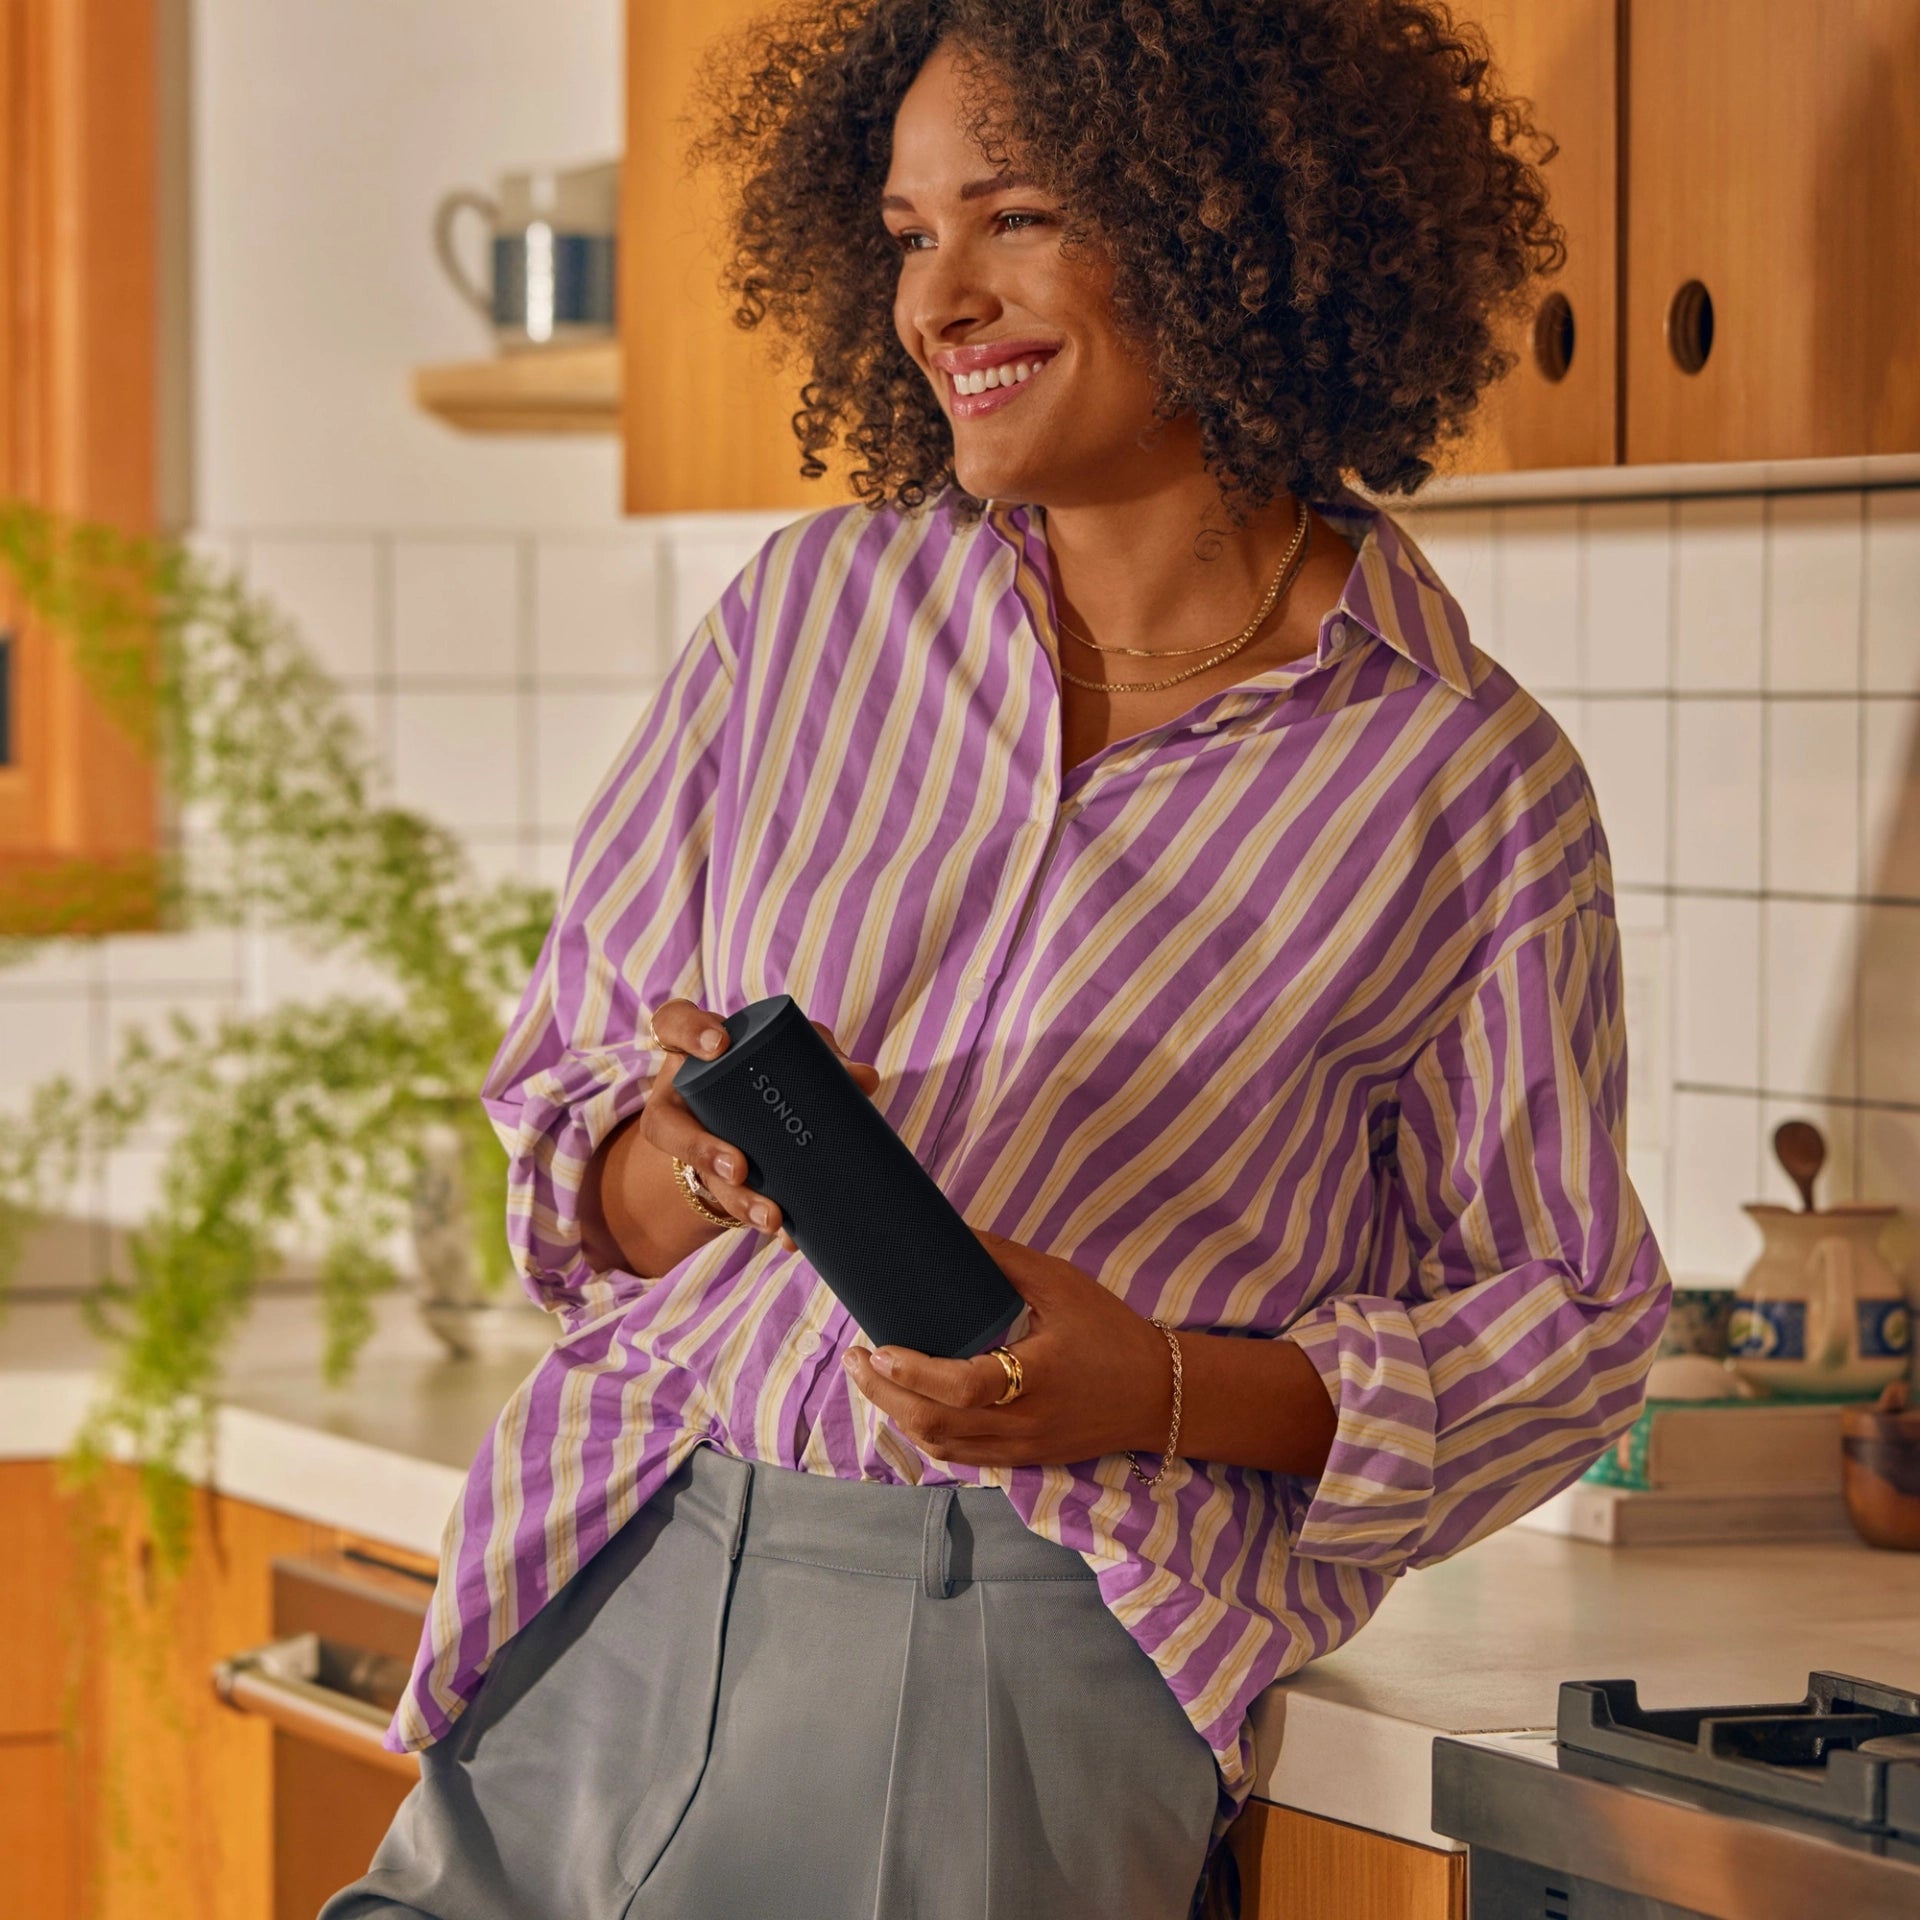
top-left (1667, 279), bottom-right (1715, 374)
top-left (1533, 290), bottom-right (1575, 383)
top-left (211, 1630), bottom-right (421, 1779)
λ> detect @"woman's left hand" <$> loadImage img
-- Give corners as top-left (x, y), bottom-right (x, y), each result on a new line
top-left (841, 1226), bottom-right (1173, 1468)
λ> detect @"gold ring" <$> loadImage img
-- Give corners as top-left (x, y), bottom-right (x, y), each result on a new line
top-left (986, 1346), bottom-right (1024, 1405)
top-left (644, 1015), bottom-right (662, 1051)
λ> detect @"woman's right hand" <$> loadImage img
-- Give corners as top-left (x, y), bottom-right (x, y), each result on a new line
top-left (640, 998), bottom-right (882, 1252)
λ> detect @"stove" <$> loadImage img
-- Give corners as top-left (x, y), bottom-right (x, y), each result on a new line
top-left (1432, 1671), bottom-right (1920, 1919)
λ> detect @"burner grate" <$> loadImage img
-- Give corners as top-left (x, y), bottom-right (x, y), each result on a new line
top-left (1557, 1672), bottom-right (1920, 1832)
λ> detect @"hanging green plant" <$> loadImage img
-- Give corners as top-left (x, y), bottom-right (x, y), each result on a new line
top-left (0, 499), bottom-right (559, 1572)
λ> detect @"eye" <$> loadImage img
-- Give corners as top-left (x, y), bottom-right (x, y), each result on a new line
top-left (883, 208), bottom-right (1052, 253)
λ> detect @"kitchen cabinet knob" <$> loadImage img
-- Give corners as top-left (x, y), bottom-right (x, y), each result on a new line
top-left (1532, 290), bottom-right (1575, 383)
top-left (1667, 279), bottom-right (1715, 374)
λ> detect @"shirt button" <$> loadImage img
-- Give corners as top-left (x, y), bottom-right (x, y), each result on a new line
top-left (1191, 720), bottom-right (1219, 734)
top-left (961, 974), bottom-right (987, 1001)
top-left (795, 1329), bottom-right (822, 1359)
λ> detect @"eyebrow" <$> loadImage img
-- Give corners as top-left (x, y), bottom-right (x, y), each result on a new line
top-left (880, 173), bottom-right (1043, 213)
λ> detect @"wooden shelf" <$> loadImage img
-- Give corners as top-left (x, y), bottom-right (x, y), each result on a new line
top-left (412, 341), bottom-right (619, 435)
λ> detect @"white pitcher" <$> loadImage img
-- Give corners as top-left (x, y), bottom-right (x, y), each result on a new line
top-left (1728, 1203), bottom-right (1911, 1399)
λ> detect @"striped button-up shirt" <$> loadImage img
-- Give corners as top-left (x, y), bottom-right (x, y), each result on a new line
top-left (383, 482), bottom-right (1671, 1837)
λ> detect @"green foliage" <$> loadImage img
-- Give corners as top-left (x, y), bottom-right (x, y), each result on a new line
top-left (0, 500), bottom-right (558, 1572)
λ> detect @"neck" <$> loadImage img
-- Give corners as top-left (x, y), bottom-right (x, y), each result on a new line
top-left (1039, 465), bottom-right (1307, 663)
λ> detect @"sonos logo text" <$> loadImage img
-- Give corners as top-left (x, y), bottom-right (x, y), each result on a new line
top-left (749, 1070), bottom-right (813, 1147)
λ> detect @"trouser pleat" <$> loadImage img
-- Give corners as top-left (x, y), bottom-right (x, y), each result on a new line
top-left (870, 1553), bottom-right (989, 1918)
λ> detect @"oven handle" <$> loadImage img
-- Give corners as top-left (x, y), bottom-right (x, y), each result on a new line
top-left (212, 1631), bottom-right (421, 1780)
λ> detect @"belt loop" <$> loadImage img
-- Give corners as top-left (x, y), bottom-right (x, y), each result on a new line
top-left (921, 1484), bottom-right (955, 1598)
top-left (727, 1455), bottom-right (754, 1564)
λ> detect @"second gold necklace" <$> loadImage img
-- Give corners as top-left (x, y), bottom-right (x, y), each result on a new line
top-left (1054, 496), bottom-right (1310, 693)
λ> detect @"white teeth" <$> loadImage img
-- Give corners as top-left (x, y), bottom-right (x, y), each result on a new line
top-left (954, 357), bottom-right (1049, 398)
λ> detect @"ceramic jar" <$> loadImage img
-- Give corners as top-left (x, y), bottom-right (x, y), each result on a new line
top-left (1727, 1203), bottom-right (1911, 1399)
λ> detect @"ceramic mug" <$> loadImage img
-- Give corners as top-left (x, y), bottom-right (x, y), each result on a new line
top-left (433, 158), bottom-right (618, 351)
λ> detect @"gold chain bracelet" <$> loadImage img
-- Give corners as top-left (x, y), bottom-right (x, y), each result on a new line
top-left (1128, 1319), bottom-right (1184, 1488)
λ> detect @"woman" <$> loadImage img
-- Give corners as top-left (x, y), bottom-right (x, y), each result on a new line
top-left (325, 4), bottom-right (1670, 1916)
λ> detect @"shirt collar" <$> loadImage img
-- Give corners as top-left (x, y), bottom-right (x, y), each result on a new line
top-left (980, 480), bottom-right (1478, 704)
top-left (1309, 481), bottom-right (1476, 699)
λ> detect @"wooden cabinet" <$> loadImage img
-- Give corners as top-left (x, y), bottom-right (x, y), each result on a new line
top-left (0, 1456), bottom-right (426, 1920)
top-left (1623, 0), bottom-right (1920, 463)
top-left (0, 0), bottom-right (161, 934)
top-left (1229, 1797), bottom-right (1466, 1920)
top-left (622, 0), bottom-right (839, 514)
top-left (1435, 0), bottom-right (1622, 479)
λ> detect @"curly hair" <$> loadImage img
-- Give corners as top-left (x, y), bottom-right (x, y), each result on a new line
top-left (691, 0), bottom-right (1566, 519)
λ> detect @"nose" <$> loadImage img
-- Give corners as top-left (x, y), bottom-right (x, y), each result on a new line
top-left (903, 232), bottom-right (1003, 352)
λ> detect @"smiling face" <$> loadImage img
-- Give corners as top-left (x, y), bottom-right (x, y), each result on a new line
top-left (882, 38), bottom-right (1193, 509)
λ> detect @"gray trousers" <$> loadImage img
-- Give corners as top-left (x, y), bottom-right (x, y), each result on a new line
top-left (320, 1443), bottom-right (1221, 1920)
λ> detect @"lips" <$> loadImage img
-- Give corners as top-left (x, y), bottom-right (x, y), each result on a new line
top-left (932, 338), bottom-right (1062, 377)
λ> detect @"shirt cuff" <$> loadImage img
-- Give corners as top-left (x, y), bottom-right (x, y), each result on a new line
top-left (1283, 1300), bottom-right (1440, 1574)
top-left (485, 1040), bottom-right (665, 1316)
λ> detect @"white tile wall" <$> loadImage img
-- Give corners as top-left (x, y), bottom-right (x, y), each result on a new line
top-left (534, 536), bottom-right (663, 681)
top-left (1493, 502), bottom-right (1582, 689)
top-left (1765, 493), bottom-right (1865, 694)
top-left (1582, 498), bottom-right (1672, 691)
top-left (393, 538), bottom-right (521, 681)
top-left (1862, 700), bottom-right (1920, 899)
top-left (1673, 495), bottom-right (1765, 691)
top-left (1576, 698), bottom-right (1671, 888)
top-left (243, 538), bottom-right (385, 683)
top-left (9, 485), bottom-right (1920, 1295)
top-left (1865, 490), bottom-right (1920, 694)
top-left (1762, 898), bottom-right (1859, 1100)
top-left (1672, 700), bottom-right (1763, 892)
top-left (1673, 894), bottom-right (1761, 1089)
top-left (1764, 700), bottom-right (1861, 896)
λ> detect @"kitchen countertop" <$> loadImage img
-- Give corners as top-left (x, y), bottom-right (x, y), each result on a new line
top-left (6, 1286), bottom-right (1919, 1850)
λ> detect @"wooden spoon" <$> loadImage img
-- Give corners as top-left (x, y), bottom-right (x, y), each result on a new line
top-left (1772, 1118), bottom-right (1825, 1212)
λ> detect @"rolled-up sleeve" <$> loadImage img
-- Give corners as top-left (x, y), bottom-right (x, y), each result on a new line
top-left (1283, 898), bottom-right (1671, 1574)
top-left (481, 606), bottom-right (737, 1322)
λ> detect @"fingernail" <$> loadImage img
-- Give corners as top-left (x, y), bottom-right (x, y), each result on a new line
top-left (753, 1204), bottom-right (775, 1228)
top-left (700, 1029), bottom-right (725, 1054)
top-left (717, 1156), bottom-right (739, 1179)
top-left (870, 1351), bottom-right (894, 1376)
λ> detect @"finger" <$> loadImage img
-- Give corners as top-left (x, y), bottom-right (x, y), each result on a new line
top-left (966, 1232), bottom-right (1046, 1306)
top-left (868, 1344), bottom-right (1006, 1410)
top-left (843, 1352), bottom-right (1027, 1460)
top-left (809, 1018), bottom-right (882, 1091)
top-left (650, 1000), bottom-right (731, 1061)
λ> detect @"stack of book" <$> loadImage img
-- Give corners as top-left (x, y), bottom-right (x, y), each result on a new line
top-left (1514, 1397), bottom-right (1855, 1546)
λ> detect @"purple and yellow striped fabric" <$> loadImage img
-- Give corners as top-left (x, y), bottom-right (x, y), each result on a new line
top-left (383, 483), bottom-right (1671, 1836)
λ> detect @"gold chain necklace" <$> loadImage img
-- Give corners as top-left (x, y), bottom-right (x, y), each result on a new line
top-left (1054, 497), bottom-right (1311, 693)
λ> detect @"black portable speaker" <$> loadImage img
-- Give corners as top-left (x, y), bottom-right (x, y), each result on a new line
top-left (669, 993), bottom-right (1024, 1359)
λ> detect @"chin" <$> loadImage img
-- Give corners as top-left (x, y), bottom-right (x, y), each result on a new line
top-left (949, 440), bottom-right (1068, 507)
